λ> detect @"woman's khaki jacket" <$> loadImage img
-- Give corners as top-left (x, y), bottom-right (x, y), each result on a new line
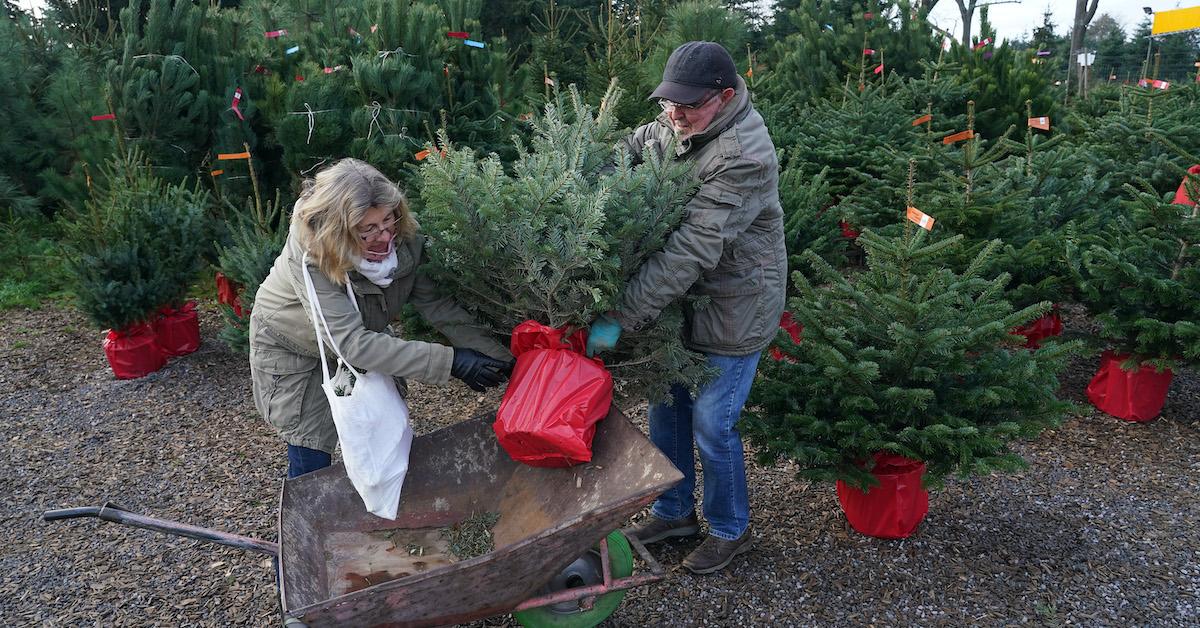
top-left (249, 221), bottom-right (510, 453)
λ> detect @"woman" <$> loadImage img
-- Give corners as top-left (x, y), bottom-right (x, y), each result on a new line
top-left (250, 158), bottom-right (512, 478)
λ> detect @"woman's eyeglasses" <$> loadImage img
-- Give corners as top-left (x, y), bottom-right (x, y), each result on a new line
top-left (357, 215), bottom-right (398, 241)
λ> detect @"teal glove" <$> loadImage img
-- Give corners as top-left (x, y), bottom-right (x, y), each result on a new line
top-left (586, 314), bottom-right (622, 358)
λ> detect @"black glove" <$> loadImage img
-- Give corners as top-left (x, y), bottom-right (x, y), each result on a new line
top-left (451, 348), bottom-right (511, 392)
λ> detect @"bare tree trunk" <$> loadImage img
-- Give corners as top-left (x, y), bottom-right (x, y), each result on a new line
top-left (955, 0), bottom-right (976, 48)
top-left (1066, 0), bottom-right (1100, 104)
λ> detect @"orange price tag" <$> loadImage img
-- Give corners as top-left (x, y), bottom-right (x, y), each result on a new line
top-left (942, 130), bottom-right (974, 145)
top-left (907, 206), bottom-right (935, 231)
top-left (912, 114), bottom-right (932, 126)
top-left (217, 151), bottom-right (251, 160)
top-left (1027, 116), bottom-right (1050, 131)
top-left (415, 149), bottom-right (431, 161)
top-left (210, 169), bottom-right (224, 177)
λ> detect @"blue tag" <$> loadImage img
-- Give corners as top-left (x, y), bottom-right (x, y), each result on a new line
top-left (285, 45), bottom-right (300, 55)
top-left (464, 39), bottom-right (485, 48)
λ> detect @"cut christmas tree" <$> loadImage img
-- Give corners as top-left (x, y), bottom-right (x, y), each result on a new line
top-left (415, 82), bottom-right (709, 401)
top-left (744, 222), bottom-right (1077, 537)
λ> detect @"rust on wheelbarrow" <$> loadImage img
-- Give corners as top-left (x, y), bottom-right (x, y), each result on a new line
top-left (278, 407), bottom-right (682, 627)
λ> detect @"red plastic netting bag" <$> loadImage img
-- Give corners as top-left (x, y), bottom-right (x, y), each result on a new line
top-left (103, 322), bottom-right (167, 379)
top-left (153, 301), bottom-right (201, 357)
top-left (1086, 350), bottom-right (1174, 422)
top-left (1011, 306), bottom-right (1063, 349)
top-left (836, 452), bottom-right (929, 539)
top-left (1173, 164), bottom-right (1200, 206)
top-left (493, 320), bottom-right (614, 468)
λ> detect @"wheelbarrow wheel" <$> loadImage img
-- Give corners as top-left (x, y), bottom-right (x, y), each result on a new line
top-left (512, 529), bottom-right (634, 628)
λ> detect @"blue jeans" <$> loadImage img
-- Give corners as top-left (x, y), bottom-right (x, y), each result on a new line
top-left (649, 351), bottom-right (761, 540)
top-left (287, 444), bottom-right (331, 478)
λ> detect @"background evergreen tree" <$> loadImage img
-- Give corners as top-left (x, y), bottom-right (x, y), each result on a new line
top-left (761, 0), bottom-right (939, 106)
top-left (952, 38), bottom-right (1055, 140)
top-left (216, 189), bottom-right (288, 353)
top-left (1071, 85), bottom-right (1200, 195)
top-left (744, 227), bottom-right (1076, 489)
top-left (1068, 180), bottom-right (1200, 368)
top-left (271, 0), bottom-right (516, 183)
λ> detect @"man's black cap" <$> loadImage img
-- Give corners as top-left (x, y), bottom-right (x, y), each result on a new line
top-left (649, 41), bottom-right (737, 105)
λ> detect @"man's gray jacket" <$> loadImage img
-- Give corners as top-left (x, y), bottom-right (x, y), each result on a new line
top-left (613, 76), bottom-right (787, 356)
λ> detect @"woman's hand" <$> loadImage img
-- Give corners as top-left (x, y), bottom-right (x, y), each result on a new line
top-left (451, 348), bottom-right (512, 392)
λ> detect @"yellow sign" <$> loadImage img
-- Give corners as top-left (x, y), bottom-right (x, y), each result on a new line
top-left (1152, 6), bottom-right (1200, 36)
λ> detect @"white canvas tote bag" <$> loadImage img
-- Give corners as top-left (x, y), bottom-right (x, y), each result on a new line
top-left (302, 256), bottom-right (413, 519)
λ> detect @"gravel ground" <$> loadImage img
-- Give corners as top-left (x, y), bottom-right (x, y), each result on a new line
top-left (2, 301), bottom-right (1198, 626)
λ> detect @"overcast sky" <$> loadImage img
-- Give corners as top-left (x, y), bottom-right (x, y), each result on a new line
top-left (12, 0), bottom-right (1196, 42)
top-left (927, 0), bottom-right (1194, 42)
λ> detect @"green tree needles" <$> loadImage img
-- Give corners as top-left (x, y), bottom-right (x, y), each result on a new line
top-left (744, 225), bottom-right (1076, 489)
top-left (416, 83), bottom-right (709, 400)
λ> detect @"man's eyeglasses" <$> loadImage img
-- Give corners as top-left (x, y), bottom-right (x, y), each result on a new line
top-left (357, 214), bottom-right (398, 241)
top-left (658, 91), bottom-right (717, 113)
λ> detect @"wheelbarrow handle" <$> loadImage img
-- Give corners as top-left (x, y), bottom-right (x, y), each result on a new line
top-left (42, 501), bottom-right (279, 557)
top-left (43, 506), bottom-right (104, 521)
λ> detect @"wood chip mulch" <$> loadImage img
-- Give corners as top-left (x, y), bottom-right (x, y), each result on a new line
top-left (2, 301), bottom-right (1196, 626)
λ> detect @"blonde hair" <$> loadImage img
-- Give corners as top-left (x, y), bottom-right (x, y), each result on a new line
top-left (294, 158), bottom-right (417, 284)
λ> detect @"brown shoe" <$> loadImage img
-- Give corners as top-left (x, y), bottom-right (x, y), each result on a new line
top-left (682, 527), bottom-right (753, 574)
top-left (622, 513), bottom-right (701, 545)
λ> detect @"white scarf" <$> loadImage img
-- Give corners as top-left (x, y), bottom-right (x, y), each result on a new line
top-left (354, 239), bottom-right (398, 287)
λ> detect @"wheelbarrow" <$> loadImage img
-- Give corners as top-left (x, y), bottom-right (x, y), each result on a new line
top-left (43, 407), bottom-right (683, 627)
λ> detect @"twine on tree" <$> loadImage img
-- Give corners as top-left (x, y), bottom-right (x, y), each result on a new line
top-left (304, 103), bottom-right (315, 144)
top-left (300, 158), bottom-right (329, 176)
top-left (131, 53), bottom-right (198, 77)
top-left (367, 101), bottom-right (383, 139)
top-left (377, 47), bottom-right (415, 59)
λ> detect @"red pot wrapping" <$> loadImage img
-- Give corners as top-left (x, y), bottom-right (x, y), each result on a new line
top-left (1173, 164), bottom-right (1200, 206)
top-left (103, 323), bottom-right (167, 379)
top-left (153, 301), bottom-right (201, 357)
top-left (1085, 350), bottom-right (1173, 422)
top-left (493, 320), bottom-right (613, 468)
top-left (215, 271), bottom-right (245, 317)
top-left (1011, 307), bottom-right (1063, 349)
top-left (769, 311), bottom-right (804, 362)
top-left (836, 452), bottom-right (929, 539)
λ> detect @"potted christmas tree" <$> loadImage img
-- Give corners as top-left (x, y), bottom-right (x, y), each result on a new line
top-left (65, 152), bottom-right (212, 376)
top-left (1068, 176), bottom-right (1200, 422)
top-left (744, 223), bottom-right (1077, 538)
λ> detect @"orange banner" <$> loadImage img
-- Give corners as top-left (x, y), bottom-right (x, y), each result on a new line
top-left (217, 151), bottom-right (251, 160)
top-left (1028, 116), bottom-right (1050, 131)
top-left (906, 206), bottom-right (935, 231)
top-left (912, 114), bottom-right (932, 126)
top-left (942, 130), bottom-right (974, 145)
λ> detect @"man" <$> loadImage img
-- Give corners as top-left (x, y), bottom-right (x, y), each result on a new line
top-left (586, 41), bottom-right (786, 574)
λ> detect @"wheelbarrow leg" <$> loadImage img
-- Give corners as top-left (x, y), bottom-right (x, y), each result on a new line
top-left (43, 501), bottom-right (278, 557)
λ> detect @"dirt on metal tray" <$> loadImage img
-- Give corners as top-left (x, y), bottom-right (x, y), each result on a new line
top-left (324, 512), bottom-right (502, 597)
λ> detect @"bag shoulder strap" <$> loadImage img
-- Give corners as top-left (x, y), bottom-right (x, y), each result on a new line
top-left (300, 254), bottom-right (358, 384)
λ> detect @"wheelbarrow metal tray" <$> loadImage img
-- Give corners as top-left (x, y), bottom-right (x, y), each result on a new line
top-left (279, 407), bottom-right (681, 627)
